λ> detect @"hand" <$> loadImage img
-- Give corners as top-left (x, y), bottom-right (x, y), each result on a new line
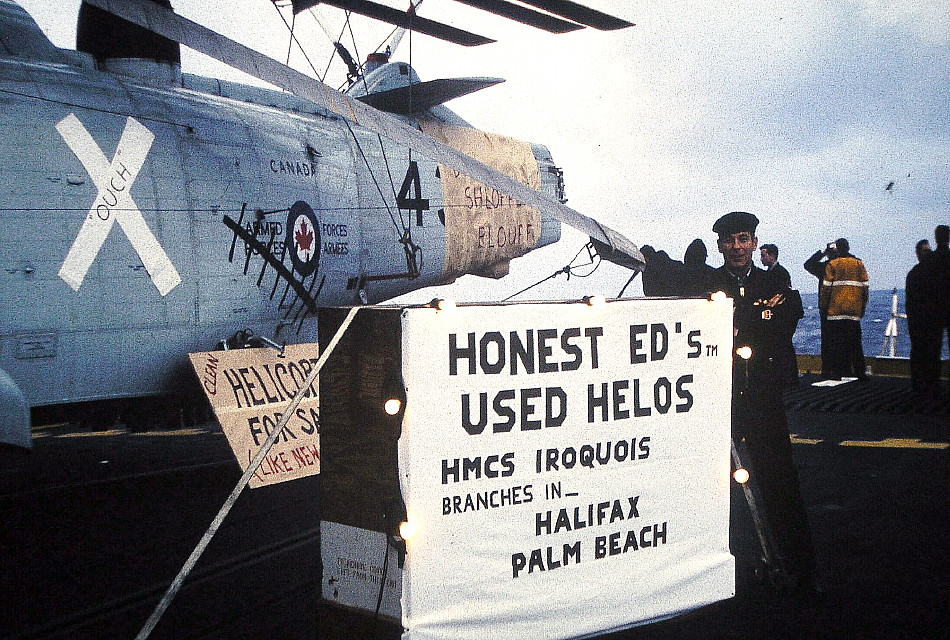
top-left (765, 293), bottom-right (785, 308)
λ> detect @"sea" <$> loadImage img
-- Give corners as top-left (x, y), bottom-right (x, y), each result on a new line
top-left (794, 289), bottom-right (949, 359)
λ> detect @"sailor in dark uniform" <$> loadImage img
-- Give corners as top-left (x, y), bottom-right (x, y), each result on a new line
top-left (707, 211), bottom-right (816, 596)
top-left (643, 213), bottom-right (815, 593)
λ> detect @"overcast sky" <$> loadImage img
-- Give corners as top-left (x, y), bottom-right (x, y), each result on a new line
top-left (18, 0), bottom-right (949, 299)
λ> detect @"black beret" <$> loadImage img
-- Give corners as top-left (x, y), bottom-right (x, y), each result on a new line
top-left (712, 211), bottom-right (759, 236)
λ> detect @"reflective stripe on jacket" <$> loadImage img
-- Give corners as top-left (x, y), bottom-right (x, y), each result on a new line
top-left (819, 256), bottom-right (869, 321)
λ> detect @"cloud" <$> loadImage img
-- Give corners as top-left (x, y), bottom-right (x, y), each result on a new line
top-left (656, 2), bottom-right (950, 155)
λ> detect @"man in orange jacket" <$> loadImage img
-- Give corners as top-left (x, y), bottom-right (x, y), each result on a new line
top-left (818, 238), bottom-right (870, 379)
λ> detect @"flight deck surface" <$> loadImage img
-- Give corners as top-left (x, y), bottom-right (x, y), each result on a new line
top-left (1, 374), bottom-right (947, 640)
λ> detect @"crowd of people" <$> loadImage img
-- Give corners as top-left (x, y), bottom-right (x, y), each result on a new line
top-left (643, 222), bottom-right (949, 394)
top-left (800, 225), bottom-right (950, 394)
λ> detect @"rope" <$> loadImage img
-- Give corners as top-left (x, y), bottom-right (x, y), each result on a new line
top-left (617, 270), bottom-right (641, 298)
top-left (340, 119), bottom-right (404, 238)
top-left (285, 9), bottom-right (295, 65)
top-left (320, 16), bottom-right (411, 260)
top-left (0, 87), bottom-right (184, 128)
top-left (338, 17), bottom-right (414, 237)
top-left (133, 306), bottom-right (361, 640)
top-left (340, 13), bottom-right (414, 251)
top-left (269, 2), bottom-right (323, 79)
top-left (502, 243), bottom-right (602, 301)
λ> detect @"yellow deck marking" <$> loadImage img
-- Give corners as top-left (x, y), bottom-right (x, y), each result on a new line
top-left (132, 429), bottom-right (211, 437)
top-left (57, 429), bottom-right (127, 438)
top-left (35, 428), bottom-right (213, 440)
top-left (789, 435), bottom-right (949, 449)
top-left (33, 422), bottom-right (71, 431)
top-left (839, 438), bottom-right (949, 449)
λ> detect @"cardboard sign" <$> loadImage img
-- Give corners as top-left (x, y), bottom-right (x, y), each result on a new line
top-left (189, 344), bottom-right (321, 488)
top-left (321, 521), bottom-right (403, 621)
top-left (398, 299), bottom-right (735, 639)
top-left (419, 119), bottom-right (542, 280)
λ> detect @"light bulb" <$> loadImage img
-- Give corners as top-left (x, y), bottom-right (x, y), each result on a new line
top-left (398, 520), bottom-right (417, 540)
top-left (384, 398), bottom-right (402, 415)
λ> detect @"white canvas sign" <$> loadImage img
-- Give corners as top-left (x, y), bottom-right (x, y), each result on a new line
top-left (398, 299), bottom-right (735, 640)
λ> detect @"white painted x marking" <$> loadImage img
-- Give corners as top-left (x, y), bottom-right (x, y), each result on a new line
top-left (56, 113), bottom-right (181, 296)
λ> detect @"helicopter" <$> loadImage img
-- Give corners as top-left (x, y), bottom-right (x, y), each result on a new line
top-left (0, 0), bottom-right (642, 443)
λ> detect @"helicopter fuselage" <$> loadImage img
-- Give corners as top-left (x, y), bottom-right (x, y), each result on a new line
top-left (0, 4), bottom-right (561, 414)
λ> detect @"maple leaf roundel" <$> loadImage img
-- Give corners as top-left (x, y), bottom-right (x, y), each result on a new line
top-left (285, 200), bottom-right (321, 277)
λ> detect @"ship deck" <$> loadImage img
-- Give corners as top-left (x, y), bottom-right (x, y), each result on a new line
top-left (1, 373), bottom-right (947, 640)
top-left (785, 372), bottom-right (949, 415)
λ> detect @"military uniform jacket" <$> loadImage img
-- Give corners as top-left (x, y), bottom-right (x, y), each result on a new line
top-left (706, 265), bottom-right (803, 396)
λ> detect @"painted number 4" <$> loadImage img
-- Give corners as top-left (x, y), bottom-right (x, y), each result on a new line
top-left (396, 160), bottom-right (429, 227)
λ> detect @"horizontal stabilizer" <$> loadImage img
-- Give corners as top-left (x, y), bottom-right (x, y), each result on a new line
top-left (355, 77), bottom-right (504, 114)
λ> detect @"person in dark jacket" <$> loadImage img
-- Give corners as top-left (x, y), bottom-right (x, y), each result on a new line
top-left (928, 225), bottom-right (950, 394)
top-left (649, 212), bottom-right (816, 598)
top-left (760, 243), bottom-right (799, 386)
top-left (640, 245), bottom-right (682, 297)
top-left (682, 238), bottom-right (716, 296)
top-left (709, 212), bottom-right (815, 596)
top-left (760, 243), bottom-right (792, 289)
top-left (641, 239), bottom-right (714, 297)
top-left (804, 244), bottom-right (834, 376)
top-left (906, 239), bottom-right (937, 393)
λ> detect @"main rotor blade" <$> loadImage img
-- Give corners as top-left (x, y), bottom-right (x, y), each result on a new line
top-left (452, 0), bottom-right (583, 33)
top-left (82, 0), bottom-right (643, 271)
top-left (515, 0), bottom-right (634, 30)
top-left (378, 0), bottom-right (425, 56)
top-left (292, 0), bottom-right (494, 46)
